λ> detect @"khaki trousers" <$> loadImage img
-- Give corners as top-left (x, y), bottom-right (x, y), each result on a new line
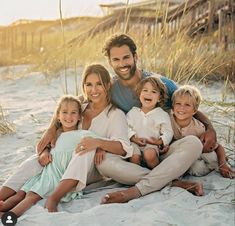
top-left (97, 135), bottom-right (203, 196)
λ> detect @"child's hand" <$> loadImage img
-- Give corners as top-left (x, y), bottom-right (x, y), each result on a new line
top-left (159, 145), bottom-right (170, 154)
top-left (38, 149), bottom-right (52, 166)
top-left (95, 148), bottom-right (106, 165)
top-left (131, 136), bottom-right (146, 146)
top-left (219, 163), bottom-right (235, 178)
top-left (146, 137), bottom-right (163, 146)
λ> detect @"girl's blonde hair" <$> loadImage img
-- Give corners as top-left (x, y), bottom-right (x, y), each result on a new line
top-left (54, 95), bottom-right (81, 127)
top-left (136, 76), bottom-right (168, 108)
top-left (81, 64), bottom-right (112, 106)
top-left (172, 85), bottom-right (202, 111)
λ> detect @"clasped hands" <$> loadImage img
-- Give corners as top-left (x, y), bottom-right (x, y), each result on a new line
top-left (131, 135), bottom-right (168, 154)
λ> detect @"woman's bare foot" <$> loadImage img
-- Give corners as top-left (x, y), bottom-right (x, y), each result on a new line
top-left (44, 196), bottom-right (59, 212)
top-left (101, 186), bottom-right (141, 204)
top-left (172, 179), bottom-right (204, 196)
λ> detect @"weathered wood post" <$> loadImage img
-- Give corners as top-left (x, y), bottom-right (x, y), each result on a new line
top-left (208, 0), bottom-right (215, 33)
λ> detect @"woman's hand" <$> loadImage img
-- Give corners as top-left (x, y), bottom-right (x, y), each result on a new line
top-left (95, 148), bottom-right (106, 165)
top-left (38, 149), bottom-right (52, 166)
top-left (37, 127), bottom-right (57, 154)
top-left (76, 137), bottom-right (101, 155)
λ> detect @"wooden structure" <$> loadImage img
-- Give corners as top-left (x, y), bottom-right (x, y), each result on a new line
top-left (69, 0), bottom-right (234, 45)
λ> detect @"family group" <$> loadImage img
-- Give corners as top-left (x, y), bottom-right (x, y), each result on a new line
top-left (0, 34), bottom-right (233, 217)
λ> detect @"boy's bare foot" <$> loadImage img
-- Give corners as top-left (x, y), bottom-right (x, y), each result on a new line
top-left (172, 179), bottom-right (204, 196)
top-left (101, 186), bottom-right (141, 204)
top-left (44, 197), bottom-right (59, 212)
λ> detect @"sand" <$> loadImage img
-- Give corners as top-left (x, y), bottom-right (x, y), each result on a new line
top-left (0, 65), bottom-right (234, 226)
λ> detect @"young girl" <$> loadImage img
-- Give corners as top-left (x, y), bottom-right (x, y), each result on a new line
top-left (0, 95), bottom-right (98, 217)
top-left (127, 77), bottom-right (173, 169)
top-left (171, 85), bottom-right (234, 179)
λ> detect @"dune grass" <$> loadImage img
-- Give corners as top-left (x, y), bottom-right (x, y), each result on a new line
top-left (0, 105), bottom-right (15, 135)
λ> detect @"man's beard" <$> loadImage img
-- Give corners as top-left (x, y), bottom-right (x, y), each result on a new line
top-left (115, 62), bottom-right (137, 81)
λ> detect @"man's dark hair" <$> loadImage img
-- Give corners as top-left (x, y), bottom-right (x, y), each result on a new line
top-left (102, 34), bottom-right (137, 58)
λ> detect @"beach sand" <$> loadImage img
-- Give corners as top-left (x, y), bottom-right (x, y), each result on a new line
top-left (0, 66), bottom-right (234, 226)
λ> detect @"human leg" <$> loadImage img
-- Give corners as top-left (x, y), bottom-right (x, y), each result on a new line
top-left (129, 143), bottom-right (142, 165)
top-left (136, 136), bottom-right (202, 195)
top-left (0, 154), bottom-right (43, 200)
top-left (45, 151), bottom-right (96, 212)
top-left (101, 136), bottom-right (202, 204)
top-left (172, 179), bottom-right (204, 196)
top-left (0, 187), bottom-right (16, 201)
top-left (10, 191), bottom-right (42, 217)
top-left (45, 179), bottom-right (78, 212)
top-left (129, 154), bottom-right (141, 165)
top-left (143, 148), bottom-right (159, 169)
top-left (96, 153), bottom-right (150, 185)
top-left (0, 190), bottom-right (26, 212)
top-left (101, 187), bottom-right (141, 204)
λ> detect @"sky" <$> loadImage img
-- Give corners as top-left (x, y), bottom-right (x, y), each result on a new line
top-left (0, 0), bottom-right (139, 26)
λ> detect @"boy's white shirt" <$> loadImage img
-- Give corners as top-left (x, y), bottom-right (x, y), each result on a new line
top-left (126, 107), bottom-right (173, 145)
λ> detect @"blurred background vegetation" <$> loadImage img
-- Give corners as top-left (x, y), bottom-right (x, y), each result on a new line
top-left (0, 0), bottom-right (234, 84)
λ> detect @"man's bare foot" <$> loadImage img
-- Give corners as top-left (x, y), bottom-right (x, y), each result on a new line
top-left (44, 196), bottom-right (59, 212)
top-left (172, 179), bottom-right (204, 196)
top-left (101, 186), bottom-right (141, 204)
top-left (0, 211), bottom-right (5, 217)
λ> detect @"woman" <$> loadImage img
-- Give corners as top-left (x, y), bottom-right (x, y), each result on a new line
top-left (0, 64), bottom-right (133, 214)
top-left (44, 64), bottom-right (133, 212)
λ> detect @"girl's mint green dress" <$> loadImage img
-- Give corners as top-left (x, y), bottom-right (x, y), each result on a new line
top-left (21, 130), bottom-right (97, 202)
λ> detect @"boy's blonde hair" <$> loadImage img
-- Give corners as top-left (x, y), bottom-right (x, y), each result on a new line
top-left (136, 76), bottom-right (168, 108)
top-left (172, 85), bottom-right (202, 111)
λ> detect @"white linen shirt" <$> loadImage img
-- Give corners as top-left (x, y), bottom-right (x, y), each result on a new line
top-left (78, 104), bottom-right (133, 158)
top-left (127, 107), bottom-right (173, 145)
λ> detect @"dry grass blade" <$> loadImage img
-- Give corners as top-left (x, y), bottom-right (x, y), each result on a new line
top-left (0, 105), bottom-right (15, 135)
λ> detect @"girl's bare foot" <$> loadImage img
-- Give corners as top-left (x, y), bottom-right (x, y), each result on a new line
top-left (44, 197), bottom-right (59, 212)
top-left (172, 179), bottom-right (204, 196)
top-left (101, 186), bottom-right (141, 204)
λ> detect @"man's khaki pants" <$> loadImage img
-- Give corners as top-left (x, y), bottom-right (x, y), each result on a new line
top-left (97, 135), bottom-right (203, 195)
